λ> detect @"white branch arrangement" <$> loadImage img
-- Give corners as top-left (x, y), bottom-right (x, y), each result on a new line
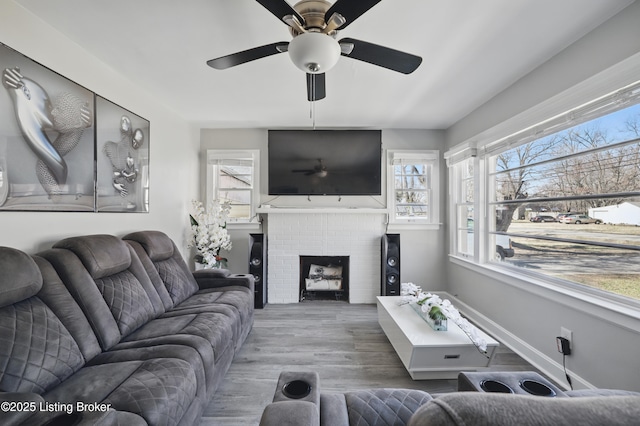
top-left (188, 199), bottom-right (232, 268)
top-left (400, 282), bottom-right (488, 355)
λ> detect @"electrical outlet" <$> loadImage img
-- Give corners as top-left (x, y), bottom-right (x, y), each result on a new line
top-left (560, 327), bottom-right (573, 350)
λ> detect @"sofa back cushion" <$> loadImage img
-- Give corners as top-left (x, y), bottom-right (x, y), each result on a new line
top-left (0, 247), bottom-right (84, 394)
top-left (32, 255), bottom-right (102, 363)
top-left (124, 231), bottom-right (199, 307)
top-left (56, 234), bottom-right (132, 279)
top-left (0, 246), bottom-right (42, 308)
top-left (407, 392), bottom-right (640, 426)
top-left (47, 235), bottom-right (164, 349)
top-left (95, 268), bottom-right (157, 337)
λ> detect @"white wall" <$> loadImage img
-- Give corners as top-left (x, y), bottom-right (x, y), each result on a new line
top-left (0, 2), bottom-right (199, 255)
top-left (200, 128), bottom-right (447, 288)
top-left (445, 1), bottom-right (640, 391)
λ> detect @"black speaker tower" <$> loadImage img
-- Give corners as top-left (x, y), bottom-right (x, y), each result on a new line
top-left (249, 234), bottom-right (267, 309)
top-left (381, 234), bottom-right (400, 296)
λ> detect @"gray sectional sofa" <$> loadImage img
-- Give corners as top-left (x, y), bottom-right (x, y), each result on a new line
top-left (0, 230), bottom-right (254, 426)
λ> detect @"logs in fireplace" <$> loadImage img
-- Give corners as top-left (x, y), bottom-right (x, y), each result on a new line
top-left (299, 256), bottom-right (349, 302)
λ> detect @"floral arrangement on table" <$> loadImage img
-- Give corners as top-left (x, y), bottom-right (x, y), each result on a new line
top-left (188, 199), bottom-right (232, 269)
top-left (400, 282), bottom-right (488, 355)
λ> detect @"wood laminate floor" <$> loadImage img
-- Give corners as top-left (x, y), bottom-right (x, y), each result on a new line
top-left (200, 301), bottom-right (539, 425)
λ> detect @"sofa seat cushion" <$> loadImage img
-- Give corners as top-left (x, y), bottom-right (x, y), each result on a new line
top-left (44, 358), bottom-right (198, 426)
top-left (121, 311), bottom-right (235, 362)
top-left (178, 287), bottom-right (253, 331)
top-left (161, 303), bottom-right (245, 353)
top-left (89, 341), bottom-right (212, 400)
top-left (345, 389), bottom-right (432, 426)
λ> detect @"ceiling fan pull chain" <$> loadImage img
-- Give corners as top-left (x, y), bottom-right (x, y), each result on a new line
top-left (309, 74), bottom-right (316, 129)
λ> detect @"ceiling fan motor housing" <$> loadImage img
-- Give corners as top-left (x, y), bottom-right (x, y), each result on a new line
top-left (287, 0), bottom-right (341, 74)
top-left (290, 0), bottom-right (334, 34)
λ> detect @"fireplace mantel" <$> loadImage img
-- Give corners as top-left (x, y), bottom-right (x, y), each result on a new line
top-left (257, 207), bottom-right (387, 214)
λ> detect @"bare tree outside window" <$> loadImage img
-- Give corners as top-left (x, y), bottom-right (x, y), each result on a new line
top-left (488, 102), bottom-right (640, 300)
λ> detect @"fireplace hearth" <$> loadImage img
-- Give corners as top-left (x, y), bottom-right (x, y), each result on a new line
top-left (299, 256), bottom-right (349, 302)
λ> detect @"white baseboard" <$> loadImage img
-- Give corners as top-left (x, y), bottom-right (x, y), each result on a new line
top-left (440, 292), bottom-right (595, 390)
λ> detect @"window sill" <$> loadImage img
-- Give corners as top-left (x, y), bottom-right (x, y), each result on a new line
top-left (448, 255), bottom-right (640, 331)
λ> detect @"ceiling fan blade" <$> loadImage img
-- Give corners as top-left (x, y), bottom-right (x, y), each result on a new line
top-left (307, 73), bottom-right (326, 101)
top-left (339, 38), bottom-right (422, 74)
top-left (256, 0), bottom-right (304, 25)
top-left (207, 42), bottom-right (289, 70)
top-left (325, 0), bottom-right (381, 29)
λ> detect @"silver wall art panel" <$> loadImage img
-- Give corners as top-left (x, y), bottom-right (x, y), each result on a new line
top-left (0, 43), bottom-right (95, 211)
top-left (0, 42), bottom-right (150, 213)
top-left (95, 96), bottom-right (149, 213)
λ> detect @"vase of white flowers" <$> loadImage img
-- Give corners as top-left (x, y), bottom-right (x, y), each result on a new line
top-left (188, 199), bottom-right (232, 269)
top-left (400, 282), bottom-right (488, 355)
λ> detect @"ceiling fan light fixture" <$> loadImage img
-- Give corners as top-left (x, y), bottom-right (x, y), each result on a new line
top-left (288, 32), bottom-right (340, 74)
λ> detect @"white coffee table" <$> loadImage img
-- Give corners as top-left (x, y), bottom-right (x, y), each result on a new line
top-left (377, 295), bottom-right (499, 380)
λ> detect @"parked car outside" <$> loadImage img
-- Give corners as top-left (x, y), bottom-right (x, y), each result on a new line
top-left (466, 218), bottom-right (515, 260)
top-left (495, 234), bottom-right (515, 260)
top-left (530, 215), bottom-right (557, 222)
top-left (559, 214), bottom-right (602, 224)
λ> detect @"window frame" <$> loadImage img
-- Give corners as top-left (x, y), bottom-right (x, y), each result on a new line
top-left (446, 79), bottom-right (640, 310)
top-left (387, 150), bottom-right (440, 229)
top-left (206, 149), bottom-right (260, 225)
top-left (448, 155), bottom-right (479, 260)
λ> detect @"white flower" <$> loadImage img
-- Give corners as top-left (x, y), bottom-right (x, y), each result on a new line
top-left (188, 199), bottom-right (232, 267)
top-left (398, 282), bottom-right (489, 356)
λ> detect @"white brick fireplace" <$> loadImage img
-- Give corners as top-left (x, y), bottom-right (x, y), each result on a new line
top-left (265, 211), bottom-right (387, 303)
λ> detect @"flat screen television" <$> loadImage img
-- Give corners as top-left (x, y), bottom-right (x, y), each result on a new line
top-left (268, 130), bottom-right (382, 196)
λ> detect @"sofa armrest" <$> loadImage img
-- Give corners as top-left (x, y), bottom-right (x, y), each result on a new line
top-left (260, 401), bottom-right (319, 426)
top-left (259, 371), bottom-right (322, 426)
top-left (0, 392), bottom-right (44, 426)
top-left (193, 270), bottom-right (254, 292)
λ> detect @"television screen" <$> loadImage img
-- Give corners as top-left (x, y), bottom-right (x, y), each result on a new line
top-left (268, 130), bottom-right (382, 196)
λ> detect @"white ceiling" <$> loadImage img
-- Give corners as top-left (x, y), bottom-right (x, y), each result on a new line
top-left (15, 0), bottom-right (635, 129)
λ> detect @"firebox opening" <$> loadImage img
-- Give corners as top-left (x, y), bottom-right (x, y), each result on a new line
top-left (299, 256), bottom-right (349, 302)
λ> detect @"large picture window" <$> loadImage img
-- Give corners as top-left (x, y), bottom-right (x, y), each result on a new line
top-left (449, 81), bottom-right (640, 303)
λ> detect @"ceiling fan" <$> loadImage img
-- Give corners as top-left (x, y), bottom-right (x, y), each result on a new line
top-left (292, 158), bottom-right (328, 177)
top-left (207, 0), bottom-right (422, 101)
